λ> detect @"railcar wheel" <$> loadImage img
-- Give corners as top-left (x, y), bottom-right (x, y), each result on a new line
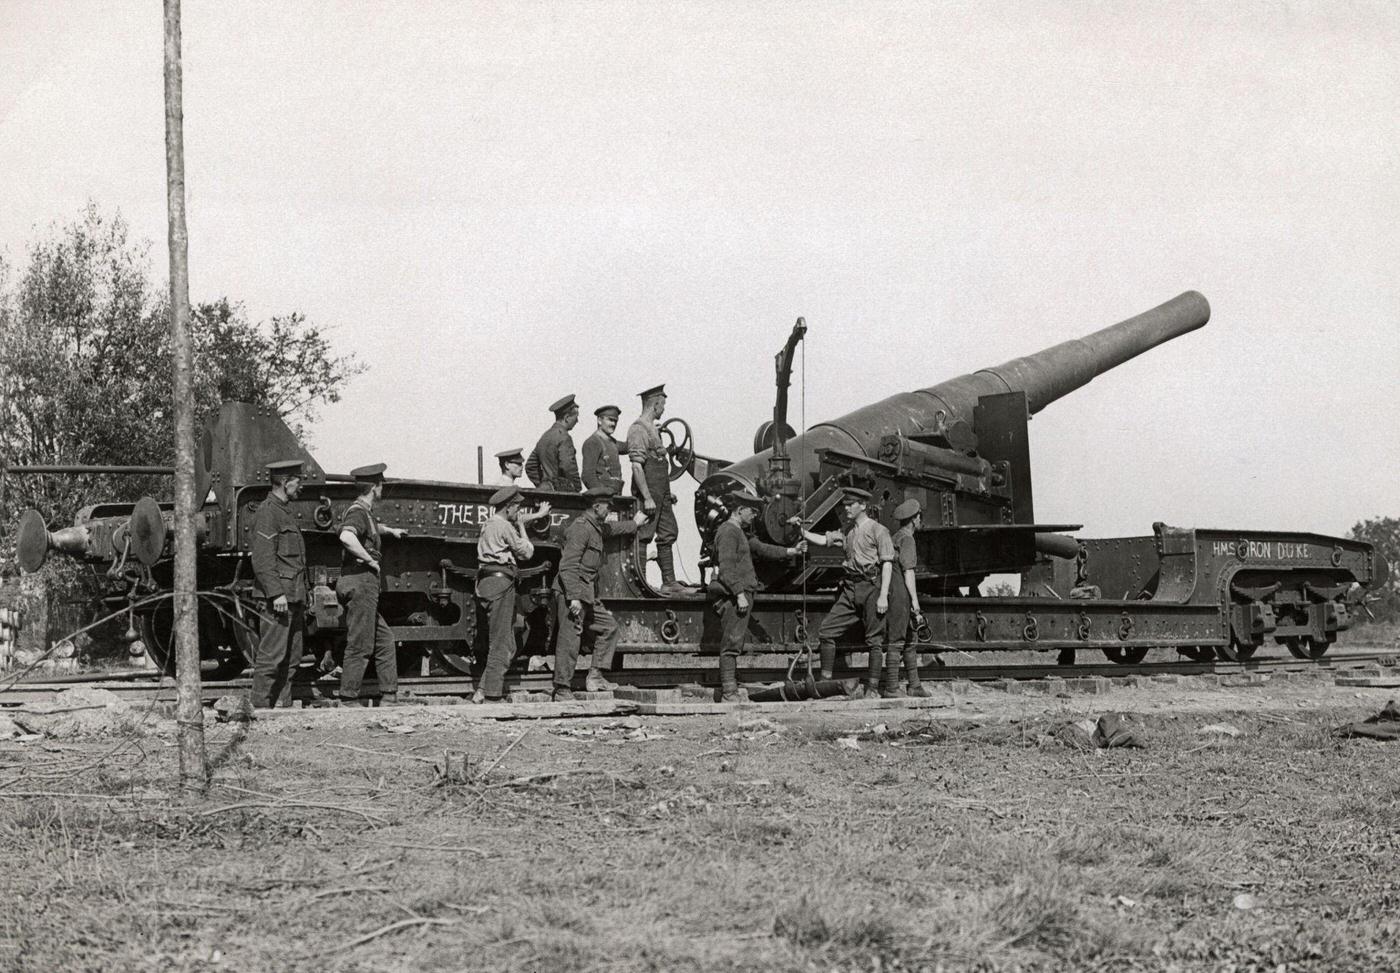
top-left (429, 643), bottom-right (476, 676)
top-left (139, 596), bottom-right (253, 680)
top-left (1283, 636), bottom-right (1329, 660)
top-left (1101, 646), bottom-right (1149, 665)
top-left (1216, 640), bottom-right (1258, 663)
top-left (1176, 646), bottom-right (1216, 662)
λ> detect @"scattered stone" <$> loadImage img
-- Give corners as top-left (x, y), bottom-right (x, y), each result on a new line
top-left (213, 694), bottom-right (253, 723)
top-left (1232, 893), bottom-right (1261, 911)
top-left (1198, 723), bottom-right (1242, 738)
top-left (0, 714), bottom-right (21, 740)
top-left (10, 687), bottom-right (133, 739)
top-left (1066, 677), bottom-right (1111, 696)
top-left (835, 736), bottom-right (860, 750)
top-left (1220, 674), bottom-right (1269, 688)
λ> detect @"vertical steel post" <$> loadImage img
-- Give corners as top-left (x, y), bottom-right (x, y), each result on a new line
top-left (477, 446), bottom-right (484, 484)
top-left (163, 0), bottom-right (207, 788)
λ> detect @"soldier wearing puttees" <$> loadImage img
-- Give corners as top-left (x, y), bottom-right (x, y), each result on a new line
top-left (525, 394), bottom-right (582, 492)
top-left (337, 463), bottom-right (407, 705)
top-left (886, 498), bottom-right (934, 697)
top-left (581, 405), bottom-right (625, 493)
top-left (708, 490), bottom-right (803, 702)
top-left (799, 487), bottom-right (895, 689)
top-left (495, 448), bottom-right (528, 487)
top-left (627, 384), bottom-right (684, 594)
top-left (249, 460), bottom-right (307, 708)
top-left (551, 485), bottom-right (648, 701)
top-left (473, 485), bottom-right (550, 703)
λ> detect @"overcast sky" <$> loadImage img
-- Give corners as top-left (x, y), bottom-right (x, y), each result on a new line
top-left (1, 1), bottom-right (1395, 571)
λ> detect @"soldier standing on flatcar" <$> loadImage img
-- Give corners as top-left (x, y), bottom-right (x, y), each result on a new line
top-left (581, 404), bottom-right (625, 493)
top-left (627, 384), bottom-right (685, 594)
top-left (874, 498), bottom-right (930, 698)
top-left (525, 394), bottom-right (583, 491)
top-left (709, 489), bottom-right (804, 702)
top-left (552, 485), bottom-right (648, 701)
top-left (249, 459), bottom-right (306, 709)
top-left (799, 487), bottom-right (894, 690)
top-left (337, 463), bottom-right (408, 706)
top-left (495, 448), bottom-right (528, 486)
top-left (473, 485), bottom-right (550, 703)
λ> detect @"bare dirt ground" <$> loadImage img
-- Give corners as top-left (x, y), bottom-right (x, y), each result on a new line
top-left (2, 674), bottom-right (1398, 972)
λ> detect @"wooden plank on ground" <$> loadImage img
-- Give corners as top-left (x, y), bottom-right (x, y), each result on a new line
top-left (637, 695), bottom-right (954, 716)
top-left (250, 699), bottom-right (642, 721)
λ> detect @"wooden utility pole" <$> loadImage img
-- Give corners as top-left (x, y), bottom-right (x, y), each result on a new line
top-left (163, 0), bottom-right (207, 787)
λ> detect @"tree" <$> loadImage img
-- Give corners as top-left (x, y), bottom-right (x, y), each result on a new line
top-left (1350, 516), bottom-right (1399, 623)
top-left (0, 204), bottom-right (363, 532)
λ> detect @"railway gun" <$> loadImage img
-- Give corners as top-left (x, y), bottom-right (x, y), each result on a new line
top-left (7, 291), bottom-right (1388, 691)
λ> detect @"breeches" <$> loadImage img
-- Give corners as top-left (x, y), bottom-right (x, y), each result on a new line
top-left (552, 593), bottom-right (620, 687)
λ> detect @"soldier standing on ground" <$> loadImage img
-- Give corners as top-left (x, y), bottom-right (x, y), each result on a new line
top-left (249, 459), bottom-right (306, 709)
top-left (525, 394), bottom-right (582, 491)
top-left (473, 485), bottom-right (550, 703)
top-left (495, 448), bottom-right (527, 486)
top-left (797, 487), bottom-right (894, 692)
top-left (337, 463), bottom-right (407, 706)
top-left (627, 384), bottom-right (685, 594)
top-left (709, 489), bottom-right (804, 702)
top-left (888, 498), bottom-right (933, 697)
top-left (581, 404), bottom-right (624, 493)
top-left (552, 484), bottom-right (648, 701)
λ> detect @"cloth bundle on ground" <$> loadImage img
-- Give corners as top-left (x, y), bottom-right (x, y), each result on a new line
top-left (1054, 713), bottom-right (1145, 749)
top-left (1335, 699), bottom-right (1400, 741)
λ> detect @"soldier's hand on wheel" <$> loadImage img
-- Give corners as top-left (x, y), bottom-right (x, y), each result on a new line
top-left (877, 594), bottom-right (889, 615)
top-left (272, 595), bottom-right (288, 614)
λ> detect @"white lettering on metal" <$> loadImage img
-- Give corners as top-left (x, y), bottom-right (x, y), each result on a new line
top-left (1211, 539), bottom-right (1311, 560)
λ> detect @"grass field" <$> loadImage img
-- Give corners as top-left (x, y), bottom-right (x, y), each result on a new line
top-left (2, 679), bottom-right (1398, 972)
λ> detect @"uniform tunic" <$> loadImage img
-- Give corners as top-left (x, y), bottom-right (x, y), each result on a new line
top-left (476, 513), bottom-right (536, 697)
top-left (250, 493), bottom-right (305, 707)
top-left (552, 510), bottom-right (638, 687)
top-left (816, 515), bottom-right (896, 654)
top-left (709, 519), bottom-right (792, 658)
top-left (580, 431), bottom-right (624, 492)
top-left (525, 421), bottom-right (582, 492)
top-left (337, 498), bottom-right (396, 700)
top-left (887, 523), bottom-right (918, 644)
top-left (625, 417), bottom-right (677, 548)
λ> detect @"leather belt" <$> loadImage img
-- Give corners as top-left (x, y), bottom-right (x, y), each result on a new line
top-left (478, 568), bottom-right (517, 581)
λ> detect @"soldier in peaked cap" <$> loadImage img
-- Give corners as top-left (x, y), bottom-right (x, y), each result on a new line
top-left (250, 460), bottom-right (306, 708)
top-left (707, 489), bottom-right (804, 702)
top-left (551, 484), bottom-right (649, 700)
top-left (581, 404), bottom-right (625, 493)
top-left (495, 448), bottom-right (528, 487)
top-left (473, 484), bottom-right (551, 703)
top-left (337, 463), bottom-right (408, 705)
top-left (627, 384), bottom-right (684, 594)
top-left (886, 497), bottom-right (933, 697)
top-left (524, 394), bottom-right (583, 492)
top-left (794, 485), bottom-right (895, 692)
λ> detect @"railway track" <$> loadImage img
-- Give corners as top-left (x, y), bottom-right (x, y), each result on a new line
top-left (3, 651), bottom-right (1394, 707)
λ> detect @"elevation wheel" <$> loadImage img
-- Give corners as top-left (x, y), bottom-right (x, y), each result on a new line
top-left (1101, 646), bottom-right (1149, 665)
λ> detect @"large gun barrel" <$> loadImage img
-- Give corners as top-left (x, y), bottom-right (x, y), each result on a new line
top-left (720, 290), bottom-right (1209, 490)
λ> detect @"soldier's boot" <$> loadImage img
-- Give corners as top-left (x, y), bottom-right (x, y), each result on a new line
top-left (904, 646), bottom-right (935, 697)
top-left (585, 669), bottom-right (618, 693)
top-left (552, 686), bottom-right (576, 702)
top-left (656, 546), bottom-right (688, 595)
top-left (818, 642), bottom-right (837, 681)
top-left (716, 655), bottom-right (748, 703)
top-left (880, 652), bottom-right (904, 698)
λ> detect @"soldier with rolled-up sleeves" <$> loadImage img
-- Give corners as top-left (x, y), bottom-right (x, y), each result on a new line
top-left (249, 459), bottom-right (307, 708)
top-left (627, 384), bottom-right (684, 594)
top-left (473, 485), bottom-right (550, 703)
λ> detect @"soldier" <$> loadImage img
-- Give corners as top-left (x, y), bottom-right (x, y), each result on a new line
top-left (888, 498), bottom-right (933, 697)
top-left (337, 463), bottom-right (408, 706)
top-left (581, 404), bottom-right (624, 493)
top-left (800, 487), bottom-right (894, 691)
top-left (525, 394), bottom-right (582, 491)
top-left (473, 485), bottom-right (549, 703)
top-left (249, 459), bottom-right (306, 709)
top-left (709, 489), bottom-right (803, 702)
top-left (552, 484), bottom-right (648, 701)
top-left (495, 448), bottom-right (527, 486)
top-left (627, 384), bottom-right (685, 594)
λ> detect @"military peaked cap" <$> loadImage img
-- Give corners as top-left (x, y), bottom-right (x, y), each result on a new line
top-left (637, 384), bottom-right (666, 401)
top-left (495, 448), bottom-right (525, 463)
top-left (549, 394), bottom-right (578, 417)
top-left (594, 404), bottom-right (621, 418)
top-left (266, 459), bottom-right (304, 477)
top-left (584, 484), bottom-right (618, 500)
top-left (350, 463), bottom-right (387, 483)
top-left (839, 486), bottom-right (872, 502)
top-left (489, 485), bottom-right (523, 507)
top-left (893, 498), bottom-right (921, 521)
top-left (727, 488), bottom-right (765, 510)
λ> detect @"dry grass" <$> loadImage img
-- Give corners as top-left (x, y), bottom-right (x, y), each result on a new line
top-left (2, 699), bottom-right (1399, 971)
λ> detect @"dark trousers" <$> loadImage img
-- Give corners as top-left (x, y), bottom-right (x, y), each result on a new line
top-left (552, 592), bottom-right (619, 689)
top-left (251, 600), bottom-right (303, 708)
top-left (869, 578), bottom-right (912, 685)
top-left (816, 578), bottom-right (885, 674)
top-left (477, 574), bottom-right (518, 698)
top-left (338, 571), bottom-right (397, 700)
top-left (713, 593), bottom-right (750, 659)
